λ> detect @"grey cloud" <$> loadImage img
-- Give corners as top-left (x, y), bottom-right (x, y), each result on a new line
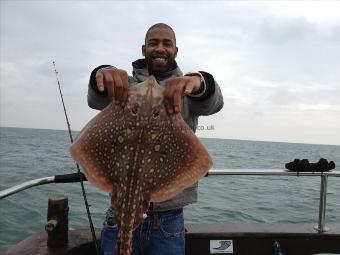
top-left (249, 17), bottom-right (340, 83)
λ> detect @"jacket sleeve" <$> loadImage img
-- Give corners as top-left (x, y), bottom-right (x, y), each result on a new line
top-left (187, 71), bottom-right (224, 116)
top-left (87, 65), bottom-right (113, 110)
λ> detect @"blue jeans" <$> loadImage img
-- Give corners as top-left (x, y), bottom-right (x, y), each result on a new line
top-left (100, 207), bottom-right (185, 255)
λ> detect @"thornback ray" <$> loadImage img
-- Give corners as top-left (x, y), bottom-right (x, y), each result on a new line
top-left (69, 76), bottom-right (213, 255)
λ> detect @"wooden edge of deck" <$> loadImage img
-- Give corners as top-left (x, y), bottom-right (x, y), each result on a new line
top-left (185, 222), bottom-right (340, 236)
top-left (3, 224), bottom-right (340, 255)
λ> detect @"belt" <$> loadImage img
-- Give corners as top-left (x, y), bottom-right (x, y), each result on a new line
top-left (149, 202), bottom-right (154, 211)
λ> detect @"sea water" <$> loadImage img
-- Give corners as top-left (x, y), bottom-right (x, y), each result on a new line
top-left (0, 127), bottom-right (339, 252)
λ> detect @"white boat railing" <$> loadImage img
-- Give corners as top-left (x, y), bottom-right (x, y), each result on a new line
top-left (208, 169), bottom-right (340, 177)
top-left (0, 176), bottom-right (56, 199)
top-left (1, 169), bottom-right (339, 233)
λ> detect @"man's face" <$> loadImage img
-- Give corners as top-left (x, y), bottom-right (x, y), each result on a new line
top-left (142, 27), bottom-right (178, 75)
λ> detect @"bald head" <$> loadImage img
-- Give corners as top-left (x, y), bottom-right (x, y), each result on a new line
top-left (145, 23), bottom-right (176, 45)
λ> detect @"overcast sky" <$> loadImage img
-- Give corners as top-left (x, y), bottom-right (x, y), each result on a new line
top-left (1, 1), bottom-right (339, 145)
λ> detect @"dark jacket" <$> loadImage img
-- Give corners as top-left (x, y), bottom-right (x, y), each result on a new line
top-left (88, 59), bottom-right (223, 211)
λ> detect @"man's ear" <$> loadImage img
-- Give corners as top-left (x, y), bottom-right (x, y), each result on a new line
top-left (175, 46), bottom-right (178, 58)
top-left (142, 45), bottom-right (146, 56)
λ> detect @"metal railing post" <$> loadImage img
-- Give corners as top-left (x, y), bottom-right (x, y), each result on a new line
top-left (314, 174), bottom-right (329, 233)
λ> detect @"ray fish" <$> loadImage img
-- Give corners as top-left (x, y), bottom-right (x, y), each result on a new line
top-left (70, 76), bottom-right (212, 255)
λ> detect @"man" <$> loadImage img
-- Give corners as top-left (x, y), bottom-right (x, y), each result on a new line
top-left (87, 23), bottom-right (223, 255)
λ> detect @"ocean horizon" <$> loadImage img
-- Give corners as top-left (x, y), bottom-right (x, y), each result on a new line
top-left (1, 125), bottom-right (339, 147)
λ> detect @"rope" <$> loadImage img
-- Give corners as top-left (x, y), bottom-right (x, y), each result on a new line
top-left (52, 61), bottom-right (100, 255)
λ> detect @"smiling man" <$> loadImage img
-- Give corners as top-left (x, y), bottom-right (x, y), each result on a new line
top-left (87, 23), bottom-right (223, 255)
top-left (143, 24), bottom-right (177, 75)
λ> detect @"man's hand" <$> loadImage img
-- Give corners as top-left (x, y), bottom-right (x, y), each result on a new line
top-left (163, 75), bottom-right (202, 114)
top-left (95, 68), bottom-right (130, 105)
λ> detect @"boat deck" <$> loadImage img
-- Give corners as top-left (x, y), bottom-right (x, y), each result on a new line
top-left (4, 223), bottom-right (340, 255)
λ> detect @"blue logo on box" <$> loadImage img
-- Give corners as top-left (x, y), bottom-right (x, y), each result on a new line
top-left (213, 240), bottom-right (232, 251)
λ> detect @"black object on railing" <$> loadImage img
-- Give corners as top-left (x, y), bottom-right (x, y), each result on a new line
top-left (54, 172), bottom-right (88, 183)
top-left (285, 158), bottom-right (335, 172)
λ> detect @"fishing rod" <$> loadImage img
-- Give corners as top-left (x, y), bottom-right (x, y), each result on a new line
top-left (52, 61), bottom-right (100, 255)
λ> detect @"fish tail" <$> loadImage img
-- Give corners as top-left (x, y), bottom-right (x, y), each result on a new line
top-left (117, 227), bottom-right (133, 255)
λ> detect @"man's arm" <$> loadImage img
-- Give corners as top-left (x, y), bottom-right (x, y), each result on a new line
top-left (187, 71), bottom-right (224, 116)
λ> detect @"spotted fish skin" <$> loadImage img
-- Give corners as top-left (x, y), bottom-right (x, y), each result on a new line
top-left (70, 76), bottom-right (212, 255)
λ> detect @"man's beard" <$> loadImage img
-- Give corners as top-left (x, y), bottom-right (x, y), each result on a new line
top-left (145, 56), bottom-right (175, 75)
